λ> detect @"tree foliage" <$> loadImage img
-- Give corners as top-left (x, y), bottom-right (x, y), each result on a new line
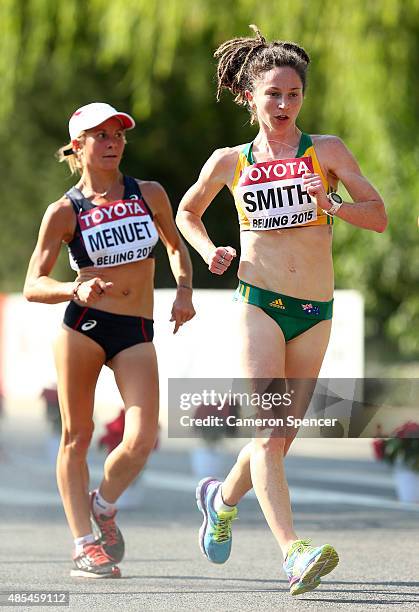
top-left (0, 0), bottom-right (418, 357)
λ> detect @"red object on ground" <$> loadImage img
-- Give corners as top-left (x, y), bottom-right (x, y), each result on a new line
top-left (41, 387), bottom-right (59, 406)
top-left (393, 421), bottom-right (419, 438)
top-left (372, 438), bottom-right (385, 460)
top-left (99, 409), bottom-right (160, 454)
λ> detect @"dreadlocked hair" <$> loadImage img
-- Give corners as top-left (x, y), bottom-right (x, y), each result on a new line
top-left (214, 25), bottom-right (310, 123)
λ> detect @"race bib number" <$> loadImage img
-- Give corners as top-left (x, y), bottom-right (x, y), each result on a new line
top-left (78, 199), bottom-right (158, 267)
top-left (235, 156), bottom-right (318, 230)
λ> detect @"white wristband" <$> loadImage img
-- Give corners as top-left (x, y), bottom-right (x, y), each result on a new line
top-left (325, 202), bottom-right (342, 216)
top-left (324, 194), bottom-right (343, 217)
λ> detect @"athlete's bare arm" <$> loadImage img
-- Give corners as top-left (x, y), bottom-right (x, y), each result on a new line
top-left (176, 147), bottom-right (239, 274)
top-left (310, 136), bottom-right (387, 232)
top-left (23, 198), bottom-right (112, 304)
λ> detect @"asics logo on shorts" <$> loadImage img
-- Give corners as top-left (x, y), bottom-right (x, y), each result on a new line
top-left (81, 320), bottom-right (98, 331)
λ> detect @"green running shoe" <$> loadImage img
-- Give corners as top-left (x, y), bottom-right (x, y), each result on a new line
top-left (283, 539), bottom-right (339, 596)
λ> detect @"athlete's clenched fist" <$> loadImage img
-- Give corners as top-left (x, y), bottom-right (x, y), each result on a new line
top-left (206, 246), bottom-right (236, 275)
top-left (73, 277), bottom-right (113, 304)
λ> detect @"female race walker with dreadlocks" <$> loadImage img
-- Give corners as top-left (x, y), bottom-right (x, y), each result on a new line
top-left (177, 27), bottom-right (386, 595)
top-left (24, 102), bottom-right (195, 579)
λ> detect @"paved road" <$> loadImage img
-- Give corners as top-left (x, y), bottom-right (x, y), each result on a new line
top-left (1, 409), bottom-right (418, 612)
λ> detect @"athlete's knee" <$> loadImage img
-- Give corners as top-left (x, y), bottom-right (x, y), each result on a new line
top-left (253, 435), bottom-right (287, 455)
top-left (236, 442), bottom-right (252, 465)
top-left (283, 434), bottom-right (296, 457)
top-left (121, 433), bottom-right (157, 463)
top-left (61, 423), bottom-right (94, 456)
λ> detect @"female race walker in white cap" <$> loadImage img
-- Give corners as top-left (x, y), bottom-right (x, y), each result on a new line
top-left (176, 27), bottom-right (387, 596)
top-left (24, 102), bottom-right (195, 578)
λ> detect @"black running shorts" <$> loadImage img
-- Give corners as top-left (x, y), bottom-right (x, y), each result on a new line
top-left (63, 301), bottom-right (154, 361)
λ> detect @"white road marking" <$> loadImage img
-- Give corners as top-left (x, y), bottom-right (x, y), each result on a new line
top-left (0, 467), bottom-right (418, 512)
top-left (7, 453), bottom-right (395, 488)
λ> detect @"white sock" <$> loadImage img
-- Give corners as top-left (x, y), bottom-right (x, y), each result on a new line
top-left (213, 485), bottom-right (236, 513)
top-left (74, 533), bottom-right (95, 556)
top-left (93, 490), bottom-right (117, 517)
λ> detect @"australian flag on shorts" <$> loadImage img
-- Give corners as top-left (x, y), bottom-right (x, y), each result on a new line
top-left (302, 303), bottom-right (320, 316)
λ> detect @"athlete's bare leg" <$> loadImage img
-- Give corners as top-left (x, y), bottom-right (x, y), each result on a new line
top-left (283, 318), bottom-right (332, 454)
top-left (221, 305), bottom-right (332, 555)
top-left (99, 342), bottom-right (159, 502)
top-left (54, 326), bottom-right (105, 538)
top-left (221, 304), bottom-right (285, 505)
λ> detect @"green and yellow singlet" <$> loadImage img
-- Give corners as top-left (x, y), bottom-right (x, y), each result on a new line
top-left (231, 132), bottom-right (332, 231)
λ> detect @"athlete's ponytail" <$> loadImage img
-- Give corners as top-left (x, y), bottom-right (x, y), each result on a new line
top-left (214, 25), bottom-right (310, 123)
top-left (56, 137), bottom-right (85, 175)
top-left (214, 24), bottom-right (267, 103)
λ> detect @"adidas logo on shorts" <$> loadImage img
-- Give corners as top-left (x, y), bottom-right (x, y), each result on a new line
top-left (269, 298), bottom-right (285, 309)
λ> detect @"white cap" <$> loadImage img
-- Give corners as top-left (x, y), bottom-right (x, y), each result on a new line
top-left (68, 102), bottom-right (136, 141)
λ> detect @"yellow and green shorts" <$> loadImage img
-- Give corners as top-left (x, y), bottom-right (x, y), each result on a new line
top-left (233, 280), bottom-right (333, 342)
